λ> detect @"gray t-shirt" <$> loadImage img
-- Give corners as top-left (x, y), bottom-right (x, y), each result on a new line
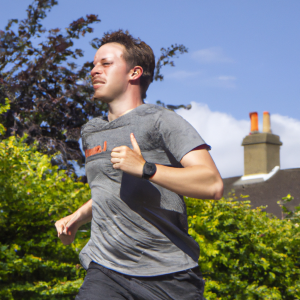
top-left (79, 104), bottom-right (209, 276)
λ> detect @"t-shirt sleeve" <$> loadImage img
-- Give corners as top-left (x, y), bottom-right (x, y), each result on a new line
top-left (156, 109), bottom-right (210, 162)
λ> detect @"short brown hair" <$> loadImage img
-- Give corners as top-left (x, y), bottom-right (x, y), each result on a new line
top-left (100, 30), bottom-right (155, 99)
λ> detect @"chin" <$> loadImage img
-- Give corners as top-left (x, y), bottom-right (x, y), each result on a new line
top-left (92, 93), bottom-right (113, 104)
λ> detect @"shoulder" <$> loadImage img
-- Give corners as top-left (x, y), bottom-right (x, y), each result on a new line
top-left (139, 104), bottom-right (184, 123)
top-left (133, 104), bottom-right (167, 129)
top-left (152, 106), bottom-right (194, 130)
top-left (136, 103), bottom-right (165, 116)
top-left (141, 103), bottom-right (176, 115)
top-left (137, 104), bottom-right (195, 134)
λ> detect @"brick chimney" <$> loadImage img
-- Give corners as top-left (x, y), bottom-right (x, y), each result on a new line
top-left (242, 112), bottom-right (282, 176)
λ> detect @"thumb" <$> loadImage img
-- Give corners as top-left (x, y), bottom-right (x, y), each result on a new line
top-left (130, 133), bottom-right (141, 154)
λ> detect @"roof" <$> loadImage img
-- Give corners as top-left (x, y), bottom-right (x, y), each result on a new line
top-left (222, 168), bottom-right (300, 218)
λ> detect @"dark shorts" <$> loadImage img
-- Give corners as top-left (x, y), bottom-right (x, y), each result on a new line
top-left (75, 262), bottom-right (206, 300)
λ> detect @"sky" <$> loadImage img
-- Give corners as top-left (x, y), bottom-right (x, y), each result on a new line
top-left (1, 0), bottom-right (300, 178)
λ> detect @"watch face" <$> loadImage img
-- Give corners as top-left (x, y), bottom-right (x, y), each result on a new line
top-left (143, 162), bottom-right (156, 179)
top-left (146, 163), bottom-right (155, 174)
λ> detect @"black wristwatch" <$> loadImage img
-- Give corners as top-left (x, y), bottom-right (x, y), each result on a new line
top-left (142, 162), bottom-right (157, 180)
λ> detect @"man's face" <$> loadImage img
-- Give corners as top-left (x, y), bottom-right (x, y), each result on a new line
top-left (91, 43), bottom-right (130, 102)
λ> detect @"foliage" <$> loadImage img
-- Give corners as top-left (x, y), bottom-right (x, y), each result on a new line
top-left (0, 98), bottom-right (10, 135)
top-left (278, 194), bottom-right (300, 222)
top-left (186, 193), bottom-right (300, 300)
top-left (155, 100), bottom-right (191, 112)
top-left (0, 0), bottom-right (189, 170)
top-left (0, 101), bottom-right (91, 299)
top-left (153, 44), bottom-right (188, 81)
top-left (0, 0), bottom-right (100, 167)
top-left (2, 97), bottom-right (299, 299)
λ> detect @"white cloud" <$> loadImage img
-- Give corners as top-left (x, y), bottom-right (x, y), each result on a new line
top-left (271, 114), bottom-right (300, 170)
top-left (192, 47), bottom-right (234, 64)
top-left (177, 102), bottom-right (300, 178)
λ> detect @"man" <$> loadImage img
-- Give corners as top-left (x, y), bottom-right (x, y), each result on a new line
top-left (55, 30), bottom-right (223, 300)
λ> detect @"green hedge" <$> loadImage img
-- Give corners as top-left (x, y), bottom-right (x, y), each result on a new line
top-left (1, 100), bottom-right (300, 299)
top-left (186, 196), bottom-right (300, 299)
top-left (0, 100), bottom-right (91, 299)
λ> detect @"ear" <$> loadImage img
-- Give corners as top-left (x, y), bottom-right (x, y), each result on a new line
top-left (130, 66), bottom-right (143, 80)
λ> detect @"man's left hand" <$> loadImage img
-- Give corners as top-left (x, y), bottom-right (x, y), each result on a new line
top-left (111, 133), bottom-right (145, 177)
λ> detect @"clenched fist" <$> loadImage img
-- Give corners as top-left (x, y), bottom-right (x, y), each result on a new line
top-left (55, 213), bottom-right (80, 245)
top-left (111, 133), bottom-right (145, 177)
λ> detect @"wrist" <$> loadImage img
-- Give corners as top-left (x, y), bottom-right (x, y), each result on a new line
top-left (142, 162), bottom-right (157, 180)
top-left (68, 211), bottom-right (82, 229)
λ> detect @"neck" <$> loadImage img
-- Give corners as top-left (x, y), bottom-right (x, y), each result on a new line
top-left (107, 90), bottom-right (143, 122)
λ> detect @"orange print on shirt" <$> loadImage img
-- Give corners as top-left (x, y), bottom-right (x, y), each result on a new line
top-left (85, 141), bottom-right (107, 158)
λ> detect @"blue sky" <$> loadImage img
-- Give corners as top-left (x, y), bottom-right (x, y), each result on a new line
top-left (1, 0), bottom-right (300, 177)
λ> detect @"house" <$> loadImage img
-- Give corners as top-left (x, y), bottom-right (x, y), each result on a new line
top-left (223, 111), bottom-right (300, 218)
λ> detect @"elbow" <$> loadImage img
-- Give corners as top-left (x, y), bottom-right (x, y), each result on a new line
top-left (212, 178), bottom-right (224, 200)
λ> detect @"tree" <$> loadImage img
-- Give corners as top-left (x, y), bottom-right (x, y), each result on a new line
top-left (0, 0), bottom-right (188, 173)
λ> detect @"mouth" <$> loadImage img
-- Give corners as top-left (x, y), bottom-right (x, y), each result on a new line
top-left (92, 79), bottom-right (105, 88)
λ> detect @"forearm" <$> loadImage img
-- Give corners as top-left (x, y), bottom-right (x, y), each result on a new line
top-left (110, 134), bottom-right (223, 199)
top-left (71, 198), bottom-right (93, 228)
top-left (150, 164), bottom-right (223, 200)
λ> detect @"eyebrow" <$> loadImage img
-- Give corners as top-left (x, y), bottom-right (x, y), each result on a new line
top-left (93, 57), bottom-right (111, 65)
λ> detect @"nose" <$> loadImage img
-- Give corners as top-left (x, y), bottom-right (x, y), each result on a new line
top-left (91, 64), bottom-right (103, 77)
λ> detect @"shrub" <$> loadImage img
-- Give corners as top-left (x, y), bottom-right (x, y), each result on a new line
top-left (186, 195), bottom-right (300, 300)
top-left (1, 100), bottom-right (299, 299)
top-left (0, 100), bottom-right (91, 299)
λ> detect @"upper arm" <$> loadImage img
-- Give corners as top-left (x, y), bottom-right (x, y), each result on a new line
top-left (180, 148), bottom-right (220, 176)
top-left (157, 109), bottom-right (210, 162)
top-left (181, 149), bottom-right (224, 199)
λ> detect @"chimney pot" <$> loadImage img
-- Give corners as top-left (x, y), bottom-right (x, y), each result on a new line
top-left (249, 112), bottom-right (259, 133)
top-left (263, 111), bottom-right (272, 133)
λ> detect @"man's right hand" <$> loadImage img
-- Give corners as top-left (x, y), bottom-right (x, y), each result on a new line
top-left (55, 213), bottom-right (80, 245)
top-left (55, 199), bottom-right (93, 245)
